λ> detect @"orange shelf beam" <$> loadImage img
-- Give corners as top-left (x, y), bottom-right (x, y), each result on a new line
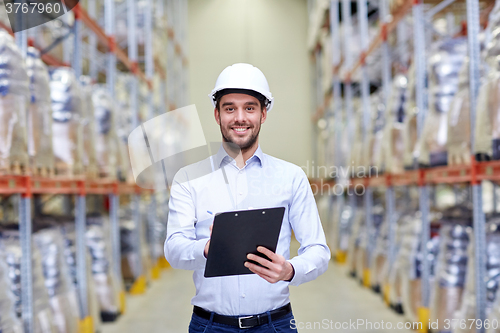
top-left (309, 160), bottom-right (500, 189)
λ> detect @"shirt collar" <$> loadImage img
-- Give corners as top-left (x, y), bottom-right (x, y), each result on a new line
top-left (214, 144), bottom-right (264, 169)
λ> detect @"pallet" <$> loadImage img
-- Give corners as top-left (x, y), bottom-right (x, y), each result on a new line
top-left (0, 160), bottom-right (29, 175)
top-left (55, 162), bottom-right (83, 178)
top-left (32, 166), bottom-right (54, 178)
top-left (447, 145), bottom-right (471, 166)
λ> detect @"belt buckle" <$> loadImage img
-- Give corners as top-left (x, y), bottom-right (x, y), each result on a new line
top-left (238, 315), bottom-right (254, 329)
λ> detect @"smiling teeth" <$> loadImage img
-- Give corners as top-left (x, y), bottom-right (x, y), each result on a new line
top-left (234, 128), bottom-right (248, 132)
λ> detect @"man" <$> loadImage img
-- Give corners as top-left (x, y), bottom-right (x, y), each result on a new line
top-left (164, 63), bottom-right (330, 332)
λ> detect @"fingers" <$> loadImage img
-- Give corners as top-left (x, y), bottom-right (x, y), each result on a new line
top-left (209, 223), bottom-right (213, 236)
top-left (256, 246), bottom-right (277, 261)
top-left (244, 262), bottom-right (279, 283)
top-left (246, 253), bottom-right (274, 269)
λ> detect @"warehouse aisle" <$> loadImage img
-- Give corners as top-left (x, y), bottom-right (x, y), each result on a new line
top-left (102, 253), bottom-right (414, 332)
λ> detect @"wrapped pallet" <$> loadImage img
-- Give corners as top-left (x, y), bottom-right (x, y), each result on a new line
top-left (79, 76), bottom-right (98, 178)
top-left (403, 64), bottom-right (418, 169)
top-left (0, 248), bottom-right (22, 333)
top-left (60, 223), bottom-right (102, 333)
top-left (455, 216), bottom-right (500, 333)
top-left (330, 197), bottom-right (355, 262)
top-left (86, 214), bottom-right (122, 322)
top-left (430, 215), bottom-right (471, 333)
top-left (383, 74), bottom-right (408, 174)
top-left (1, 230), bottom-right (57, 333)
top-left (370, 209), bottom-right (403, 292)
top-left (475, 0), bottom-right (500, 160)
top-left (368, 94), bottom-right (386, 172)
top-left (33, 229), bottom-right (79, 333)
top-left (447, 60), bottom-right (471, 166)
top-left (26, 47), bottom-right (54, 176)
top-left (394, 214), bottom-right (440, 322)
top-left (355, 205), bottom-right (384, 285)
top-left (384, 208), bottom-right (418, 309)
top-left (416, 37), bottom-right (468, 167)
top-left (347, 208), bottom-right (365, 278)
top-left (115, 74), bottom-right (134, 182)
top-left (350, 104), bottom-right (365, 170)
top-left (92, 86), bottom-right (118, 178)
top-left (49, 67), bottom-right (84, 176)
top-left (0, 31), bottom-right (30, 174)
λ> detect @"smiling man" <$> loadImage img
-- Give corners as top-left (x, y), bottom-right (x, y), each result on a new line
top-left (164, 63), bottom-right (330, 332)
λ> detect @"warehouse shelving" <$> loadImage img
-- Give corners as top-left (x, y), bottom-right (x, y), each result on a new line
top-left (0, 1), bottom-right (188, 333)
top-left (310, 0), bottom-right (493, 331)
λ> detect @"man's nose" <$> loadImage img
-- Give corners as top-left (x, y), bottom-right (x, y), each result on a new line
top-left (234, 108), bottom-right (247, 123)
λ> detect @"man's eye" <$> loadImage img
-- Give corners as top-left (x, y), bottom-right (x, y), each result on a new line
top-left (246, 107), bottom-right (254, 111)
top-left (226, 108), bottom-right (234, 112)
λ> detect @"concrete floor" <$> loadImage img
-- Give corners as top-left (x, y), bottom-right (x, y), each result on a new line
top-left (100, 253), bottom-right (415, 332)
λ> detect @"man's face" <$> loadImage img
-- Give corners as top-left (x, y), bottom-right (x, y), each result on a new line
top-left (214, 93), bottom-right (267, 150)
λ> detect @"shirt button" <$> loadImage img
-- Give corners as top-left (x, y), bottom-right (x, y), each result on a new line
top-left (239, 192), bottom-right (243, 195)
top-left (241, 294), bottom-right (246, 298)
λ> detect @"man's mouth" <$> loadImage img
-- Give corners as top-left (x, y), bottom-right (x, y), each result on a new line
top-left (231, 126), bottom-right (251, 134)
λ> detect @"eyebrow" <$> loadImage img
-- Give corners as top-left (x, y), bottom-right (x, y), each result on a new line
top-left (221, 101), bottom-right (259, 107)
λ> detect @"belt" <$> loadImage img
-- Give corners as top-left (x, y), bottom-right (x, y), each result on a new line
top-left (193, 303), bottom-right (292, 329)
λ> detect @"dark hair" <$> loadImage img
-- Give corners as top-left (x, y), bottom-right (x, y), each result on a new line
top-left (215, 88), bottom-right (267, 111)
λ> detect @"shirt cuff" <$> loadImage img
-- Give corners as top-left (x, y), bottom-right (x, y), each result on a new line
top-left (287, 257), bottom-right (314, 286)
top-left (194, 238), bottom-right (209, 269)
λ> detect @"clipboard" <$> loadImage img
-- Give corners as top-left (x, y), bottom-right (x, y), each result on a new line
top-left (204, 207), bottom-right (285, 278)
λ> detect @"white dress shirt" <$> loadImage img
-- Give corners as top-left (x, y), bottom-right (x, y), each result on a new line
top-left (164, 144), bottom-right (330, 316)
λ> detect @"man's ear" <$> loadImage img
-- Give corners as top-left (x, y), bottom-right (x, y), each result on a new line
top-left (214, 107), bottom-right (221, 125)
top-left (261, 107), bottom-right (267, 124)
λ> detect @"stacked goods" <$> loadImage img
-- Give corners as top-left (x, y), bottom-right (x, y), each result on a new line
top-left (0, 31), bottom-right (30, 174)
top-left (0, 248), bottom-right (22, 333)
top-left (370, 209), bottom-right (402, 292)
top-left (1, 230), bottom-right (57, 333)
top-left (403, 64), bottom-right (419, 169)
top-left (367, 93), bottom-right (386, 172)
top-left (119, 209), bottom-right (142, 284)
top-left (356, 206), bottom-right (384, 284)
top-left (455, 216), bottom-right (500, 333)
top-left (391, 214), bottom-right (440, 321)
top-left (91, 86), bottom-right (118, 178)
top-left (26, 47), bottom-right (54, 176)
top-left (33, 229), bottom-right (80, 333)
top-left (350, 101), bottom-right (365, 169)
top-left (144, 199), bottom-right (166, 272)
top-left (115, 74), bottom-right (133, 182)
top-left (86, 213), bottom-right (122, 322)
top-left (140, 200), bottom-right (154, 283)
top-left (79, 76), bottom-right (98, 178)
top-left (49, 67), bottom-right (84, 176)
top-left (475, 0), bottom-right (500, 161)
top-left (416, 37), bottom-right (467, 167)
top-left (430, 208), bottom-right (471, 333)
top-left (347, 208), bottom-right (365, 277)
top-left (382, 74), bottom-right (408, 174)
top-left (60, 223), bottom-right (102, 333)
top-left (384, 208), bottom-right (418, 308)
top-left (330, 197), bottom-right (355, 261)
top-left (447, 60), bottom-right (471, 165)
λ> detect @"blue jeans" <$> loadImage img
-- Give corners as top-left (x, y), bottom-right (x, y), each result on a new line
top-left (188, 311), bottom-right (298, 333)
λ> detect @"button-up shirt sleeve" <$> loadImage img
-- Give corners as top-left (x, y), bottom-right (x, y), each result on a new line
top-left (164, 173), bottom-right (208, 271)
top-left (287, 168), bottom-right (331, 286)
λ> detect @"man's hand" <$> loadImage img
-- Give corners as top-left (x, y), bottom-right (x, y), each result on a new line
top-left (244, 246), bottom-right (295, 283)
top-left (203, 224), bottom-right (213, 258)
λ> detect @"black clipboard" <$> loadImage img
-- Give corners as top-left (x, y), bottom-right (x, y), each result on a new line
top-left (204, 207), bottom-right (285, 278)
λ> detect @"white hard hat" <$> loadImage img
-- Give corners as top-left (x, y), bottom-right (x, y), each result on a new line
top-left (209, 63), bottom-right (274, 112)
